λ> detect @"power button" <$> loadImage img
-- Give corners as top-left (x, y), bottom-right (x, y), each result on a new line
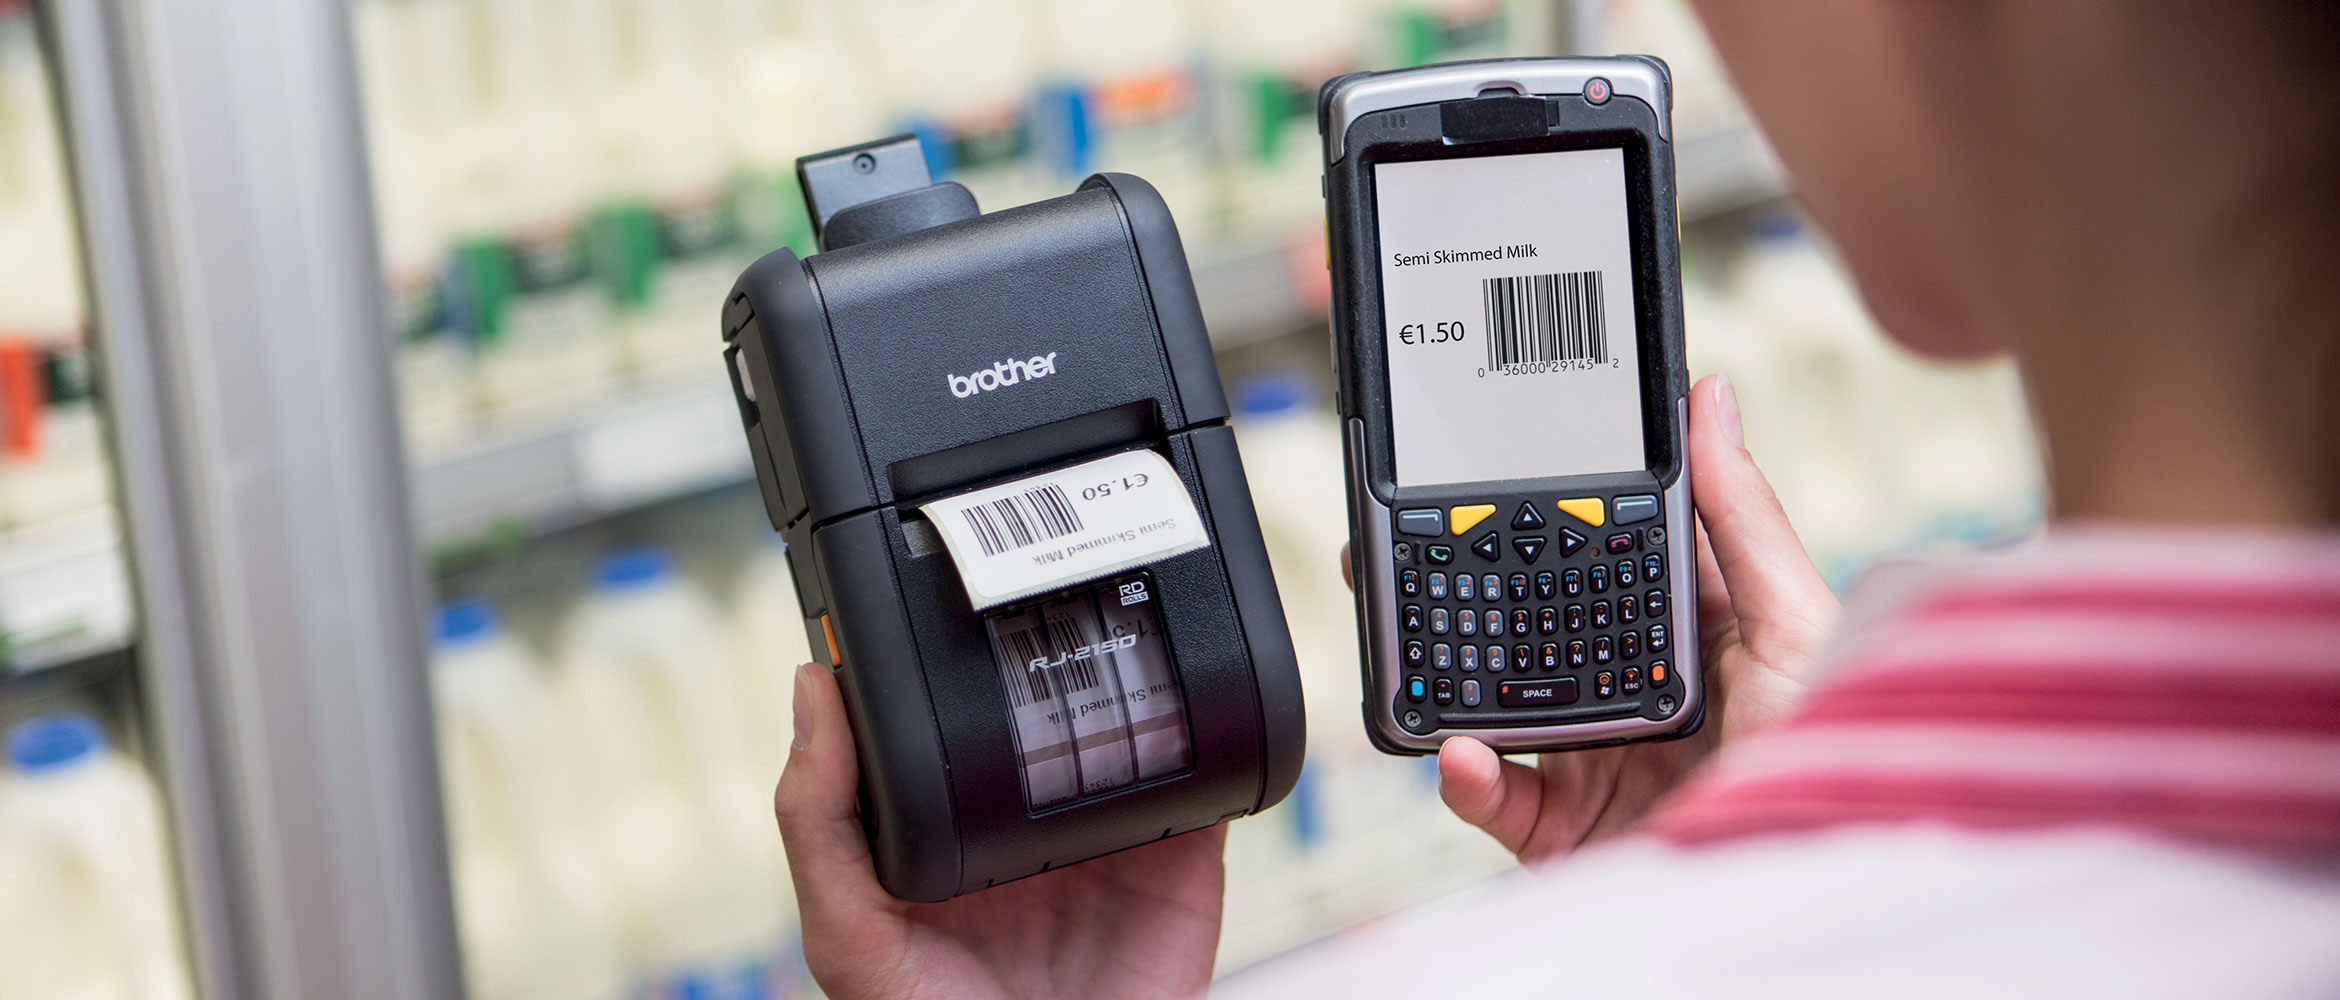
top-left (1585, 77), bottom-right (1612, 105)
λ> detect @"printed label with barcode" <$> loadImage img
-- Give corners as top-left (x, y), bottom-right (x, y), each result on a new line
top-left (923, 449), bottom-right (1210, 610)
top-left (960, 483), bottom-right (1085, 557)
top-left (1483, 270), bottom-right (1609, 371)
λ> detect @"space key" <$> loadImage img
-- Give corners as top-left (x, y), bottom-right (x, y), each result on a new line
top-left (1497, 677), bottom-right (1579, 708)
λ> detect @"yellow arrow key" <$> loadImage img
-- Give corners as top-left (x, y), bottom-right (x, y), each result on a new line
top-left (1447, 504), bottom-right (1496, 536)
top-left (1556, 497), bottom-right (1605, 528)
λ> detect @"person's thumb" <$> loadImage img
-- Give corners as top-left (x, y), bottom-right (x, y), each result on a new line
top-left (1686, 374), bottom-right (1837, 647)
top-left (774, 662), bottom-right (893, 933)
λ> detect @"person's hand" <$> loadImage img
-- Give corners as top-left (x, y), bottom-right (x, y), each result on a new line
top-left (776, 661), bottom-right (1226, 1000)
top-left (1349, 373), bottom-right (1839, 863)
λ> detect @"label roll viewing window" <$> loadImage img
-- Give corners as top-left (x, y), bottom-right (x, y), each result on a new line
top-left (984, 571), bottom-right (1192, 810)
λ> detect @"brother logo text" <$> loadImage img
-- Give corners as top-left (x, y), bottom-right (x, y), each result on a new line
top-left (948, 352), bottom-right (1059, 399)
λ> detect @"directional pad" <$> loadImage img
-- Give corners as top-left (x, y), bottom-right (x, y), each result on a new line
top-left (1512, 535), bottom-right (1547, 564)
top-left (1509, 502), bottom-right (1546, 531)
top-left (1471, 531), bottom-right (1502, 562)
top-left (1558, 527), bottom-right (1588, 557)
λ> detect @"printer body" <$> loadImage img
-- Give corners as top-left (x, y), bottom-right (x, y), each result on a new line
top-left (720, 140), bottom-right (1304, 901)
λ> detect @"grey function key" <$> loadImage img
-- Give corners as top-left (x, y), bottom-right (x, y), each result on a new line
top-left (1613, 494), bottom-right (1661, 526)
top-left (1398, 508), bottom-right (1446, 537)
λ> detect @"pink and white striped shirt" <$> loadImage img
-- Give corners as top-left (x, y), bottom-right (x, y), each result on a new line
top-left (1222, 526), bottom-right (2340, 998)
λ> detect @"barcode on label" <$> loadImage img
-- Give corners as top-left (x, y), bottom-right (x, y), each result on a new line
top-left (1482, 270), bottom-right (1609, 369)
top-left (960, 484), bottom-right (1085, 557)
top-left (925, 449), bottom-right (1209, 611)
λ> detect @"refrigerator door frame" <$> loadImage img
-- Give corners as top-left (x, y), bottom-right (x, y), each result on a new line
top-left (45, 1), bottom-right (461, 998)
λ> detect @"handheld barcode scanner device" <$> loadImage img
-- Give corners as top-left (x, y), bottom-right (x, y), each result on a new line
top-left (720, 135), bottom-right (1304, 901)
top-left (1320, 57), bottom-right (1703, 754)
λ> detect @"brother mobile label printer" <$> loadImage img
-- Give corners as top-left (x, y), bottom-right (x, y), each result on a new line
top-left (720, 135), bottom-right (1304, 901)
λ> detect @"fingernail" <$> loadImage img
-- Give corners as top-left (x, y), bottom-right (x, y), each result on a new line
top-left (791, 664), bottom-right (814, 752)
top-left (1716, 373), bottom-right (1746, 450)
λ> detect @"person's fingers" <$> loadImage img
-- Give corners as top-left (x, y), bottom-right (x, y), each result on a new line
top-left (1340, 543), bottom-right (1354, 593)
top-left (1436, 737), bottom-right (1549, 857)
top-left (1686, 374), bottom-right (1838, 645)
top-left (1692, 518), bottom-right (1736, 647)
top-left (775, 663), bottom-right (893, 927)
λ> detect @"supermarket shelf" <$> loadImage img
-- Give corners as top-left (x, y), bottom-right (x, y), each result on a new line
top-left (0, 511), bottom-right (137, 677)
top-left (0, 644), bottom-right (134, 704)
top-left (413, 375), bottom-right (754, 550)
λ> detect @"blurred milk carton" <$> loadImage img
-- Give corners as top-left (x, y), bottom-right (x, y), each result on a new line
top-left (431, 599), bottom-right (629, 1000)
top-left (554, 549), bottom-right (791, 998)
top-left (0, 713), bottom-right (192, 1000)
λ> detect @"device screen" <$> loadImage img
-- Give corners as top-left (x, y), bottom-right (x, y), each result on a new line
top-left (1373, 147), bottom-right (1647, 489)
top-left (984, 572), bottom-right (1190, 810)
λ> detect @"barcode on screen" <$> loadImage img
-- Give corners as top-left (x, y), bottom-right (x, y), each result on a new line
top-left (961, 484), bottom-right (1085, 557)
top-left (998, 615), bottom-right (1107, 708)
top-left (1482, 270), bottom-right (1609, 369)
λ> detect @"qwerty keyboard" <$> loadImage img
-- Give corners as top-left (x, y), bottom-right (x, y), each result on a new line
top-left (1390, 493), bottom-right (1673, 717)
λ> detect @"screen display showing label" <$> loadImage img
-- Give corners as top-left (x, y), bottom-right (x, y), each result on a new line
top-left (1374, 148), bottom-right (1646, 488)
top-left (984, 572), bottom-right (1191, 810)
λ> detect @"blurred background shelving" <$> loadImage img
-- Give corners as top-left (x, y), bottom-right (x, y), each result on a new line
top-left (0, 513), bottom-right (131, 676)
top-left (0, 0), bottom-right (130, 686)
top-left (0, 0), bottom-right (2044, 998)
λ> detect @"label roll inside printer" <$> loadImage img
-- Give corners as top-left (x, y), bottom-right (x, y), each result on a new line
top-left (719, 135), bottom-right (1306, 901)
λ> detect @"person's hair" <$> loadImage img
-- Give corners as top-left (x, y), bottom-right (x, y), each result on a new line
top-left (2220, 6), bottom-right (2340, 514)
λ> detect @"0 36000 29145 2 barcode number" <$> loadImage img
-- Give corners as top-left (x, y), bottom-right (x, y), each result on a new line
top-left (1482, 270), bottom-right (1610, 374)
top-left (960, 484), bottom-right (1085, 557)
